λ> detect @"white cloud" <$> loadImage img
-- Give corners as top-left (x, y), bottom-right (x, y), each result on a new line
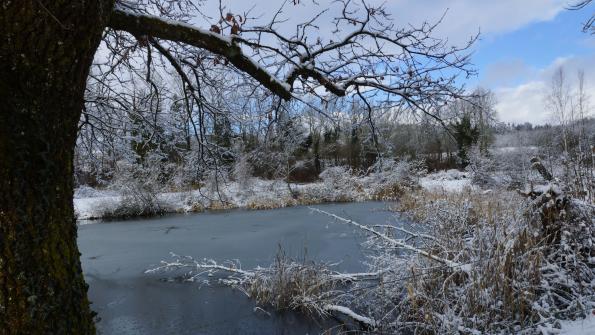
top-left (202, 0), bottom-right (567, 44)
top-left (494, 54), bottom-right (595, 124)
top-left (496, 81), bottom-right (548, 124)
top-left (407, 0), bottom-right (565, 37)
top-left (482, 59), bottom-right (536, 87)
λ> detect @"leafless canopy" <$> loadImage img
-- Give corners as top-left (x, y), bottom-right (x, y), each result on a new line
top-left (81, 0), bottom-right (476, 173)
top-left (100, 0), bottom-right (475, 109)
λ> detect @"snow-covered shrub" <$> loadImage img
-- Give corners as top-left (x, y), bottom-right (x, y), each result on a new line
top-left (467, 146), bottom-right (498, 188)
top-left (319, 166), bottom-right (353, 188)
top-left (490, 147), bottom-right (538, 190)
top-left (385, 176), bottom-right (595, 333)
top-left (245, 247), bottom-right (341, 315)
top-left (367, 158), bottom-right (426, 199)
top-left (99, 161), bottom-right (173, 218)
top-left (310, 166), bottom-right (366, 202)
top-left (392, 190), bottom-right (541, 332)
top-left (233, 153), bottom-right (254, 191)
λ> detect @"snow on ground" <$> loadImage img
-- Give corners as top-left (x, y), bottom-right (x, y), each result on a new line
top-left (74, 179), bottom-right (295, 220)
top-left (420, 169), bottom-right (473, 192)
top-left (74, 177), bottom-right (377, 221)
top-left (74, 168), bottom-right (475, 221)
top-left (75, 195), bottom-right (123, 220)
top-left (491, 146), bottom-right (539, 154)
top-left (560, 313), bottom-right (595, 335)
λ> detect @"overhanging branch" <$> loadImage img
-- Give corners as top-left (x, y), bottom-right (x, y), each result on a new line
top-left (108, 9), bottom-right (292, 100)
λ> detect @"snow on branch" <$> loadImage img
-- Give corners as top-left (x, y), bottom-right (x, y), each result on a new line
top-left (146, 253), bottom-right (383, 283)
top-left (108, 8), bottom-right (292, 100)
top-left (145, 254), bottom-right (255, 279)
top-left (308, 207), bottom-right (464, 270)
top-left (323, 304), bottom-right (377, 329)
top-left (237, 0), bottom-right (476, 112)
top-left (109, 0), bottom-right (475, 117)
top-left (146, 252), bottom-right (382, 328)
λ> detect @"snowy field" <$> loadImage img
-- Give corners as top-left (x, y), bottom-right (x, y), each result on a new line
top-left (419, 169), bottom-right (473, 192)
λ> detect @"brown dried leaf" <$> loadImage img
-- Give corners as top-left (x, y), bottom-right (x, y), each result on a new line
top-left (210, 25), bottom-right (221, 34)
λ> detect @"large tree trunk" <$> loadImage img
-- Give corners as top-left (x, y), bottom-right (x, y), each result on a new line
top-left (0, 1), bottom-right (114, 333)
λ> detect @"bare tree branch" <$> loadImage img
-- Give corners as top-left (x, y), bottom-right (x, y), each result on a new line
top-left (109, 8), bottom-right (293, 100)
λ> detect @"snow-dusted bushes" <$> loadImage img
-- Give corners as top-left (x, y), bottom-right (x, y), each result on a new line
top-left (367, 158), bottom-right (426, 199)
top-left (97, 161), bottom-right (173, 219)
top-left (477, 144), bottom-right (594, 200)
top-left (307, 159), bottom-right (425, 203)
top-left (466, 146), bottom-right (498, 188)
top-left (384, 180), bottom-right (594, 333)
top-left (319, 166), bottom-right (355, 189)
top-left (468, 146), bottom-right (539, 190)
top-left (393, 190), bottom-right (538, 332)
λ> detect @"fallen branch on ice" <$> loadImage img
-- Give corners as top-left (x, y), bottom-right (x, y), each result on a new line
top-left (308, 207), bottom-right (463, 270)
top-left (323, 304), bottom-right (377, 329)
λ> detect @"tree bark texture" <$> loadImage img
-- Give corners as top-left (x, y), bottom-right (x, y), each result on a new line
top-left (0, 1), bottom-right (114, 333)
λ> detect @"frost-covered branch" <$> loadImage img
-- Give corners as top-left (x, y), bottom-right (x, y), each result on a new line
top-left (323, 304), bottom-right (377, 329)
top-left (146, 253), bottom-right (383, 283)
top-left (146, 250), bottom-right (385, 327)
top-left (308, 207), bottom-right (463, 269)
top-left (109, 0), bottom-right (475, 115)
top-left (109, 8), bottom-right (292, 99)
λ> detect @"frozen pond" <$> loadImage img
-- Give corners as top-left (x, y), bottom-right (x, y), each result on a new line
top-left (78, 201), bottom-right (398, 334)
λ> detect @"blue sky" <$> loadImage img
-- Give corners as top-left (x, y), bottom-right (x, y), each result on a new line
top-left (467, 5), bottom-right (595, 124)
top-left (473, 7), bottom-right (594, 87)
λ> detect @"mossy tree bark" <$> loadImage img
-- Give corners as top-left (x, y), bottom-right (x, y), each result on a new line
top-left (0, 1), bottom-right (114, 333)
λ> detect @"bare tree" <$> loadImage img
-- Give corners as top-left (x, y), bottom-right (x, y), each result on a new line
top-left (0, 0), bottom-right (474, 333)
top-left (544, 67), bottom-right (594, 201)
top-left (547, 67), bottom-right (572, 154)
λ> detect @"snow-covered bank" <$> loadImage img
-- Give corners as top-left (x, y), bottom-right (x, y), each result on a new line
top-left (74, 179), bottom-right (338, 220)
top-left (419, 169), bottom-right (473, 192)
top-left (74, 164), bottom-right (475, 221)
top-left (74, 163), bottom-right (425, 221)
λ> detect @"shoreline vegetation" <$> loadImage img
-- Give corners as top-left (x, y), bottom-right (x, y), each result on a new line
top-left (76, 161), bottom-right (454, 221)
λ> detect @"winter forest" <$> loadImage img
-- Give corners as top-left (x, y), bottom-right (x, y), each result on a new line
top-left (1, 0), bottom-right (595, 334)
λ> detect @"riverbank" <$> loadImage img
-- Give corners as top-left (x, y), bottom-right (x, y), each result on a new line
top-left (76, 166), bottom-right (465, 221)
top-left (74, 178), bottom-right (368, 220)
